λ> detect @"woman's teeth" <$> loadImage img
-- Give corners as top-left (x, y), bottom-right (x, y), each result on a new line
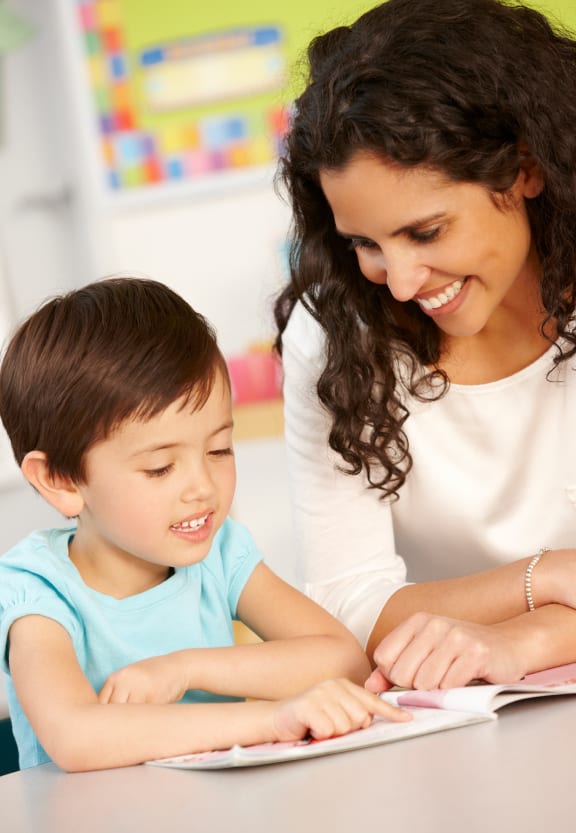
top-left (416, 279), bottom-right (464, 311)
top-left (171, 514), bottom-right (209, 531)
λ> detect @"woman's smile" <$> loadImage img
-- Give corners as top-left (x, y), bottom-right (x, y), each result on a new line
top-left (415, 278), bottom-right (467, 313)
top-left (320, 151), bottom-right (540, 340)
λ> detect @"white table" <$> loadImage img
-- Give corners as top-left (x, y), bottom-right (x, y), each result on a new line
top-left (1, 696), bottom-right (574, 833)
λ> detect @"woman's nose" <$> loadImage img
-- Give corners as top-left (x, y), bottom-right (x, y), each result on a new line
top-left (360, 248), bottom-right (431, 302)
top-left (383, 257), bottom-right (432, 303)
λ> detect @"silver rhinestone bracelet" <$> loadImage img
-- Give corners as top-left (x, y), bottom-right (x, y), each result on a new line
top-left (525, 547), bottom-right (550, 612)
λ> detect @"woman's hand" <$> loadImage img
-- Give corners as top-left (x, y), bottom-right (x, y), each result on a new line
top-left (272, 678), bottom-right (411, 742)
top-left (365, 612), bottom-right (527, 692)
top-left (99, 653), bottom-right (191, 704)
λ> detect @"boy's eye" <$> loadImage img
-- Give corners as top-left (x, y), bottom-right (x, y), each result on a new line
top-left (209, 447), bottom-right (234, 458)
top-left (144, 464), bottom-right (173, 478)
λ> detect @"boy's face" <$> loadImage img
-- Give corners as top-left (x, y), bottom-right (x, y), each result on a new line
top-left (68, 371), bottom-right (236, 595)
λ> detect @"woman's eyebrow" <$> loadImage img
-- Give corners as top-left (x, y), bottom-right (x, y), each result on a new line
top-left (390, 211), bottom-right (446, 236)
top-left (336, 211), bottom-right (447, 240)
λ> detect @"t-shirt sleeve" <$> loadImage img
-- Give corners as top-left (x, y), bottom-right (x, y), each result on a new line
top-left (281, 301), bottom-right (410, 648)
top-left (214, 519), bottom-right (264, 617)
top-left (0, 565), bottom-right (80, 673)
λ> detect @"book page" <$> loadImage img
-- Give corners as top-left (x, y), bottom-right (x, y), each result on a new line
top-left (382, 662), bottom-right (576, 715)
top-left (146, 708), bottom-right (490, 770)
top-left (145, 663), bottom-right (576, 769)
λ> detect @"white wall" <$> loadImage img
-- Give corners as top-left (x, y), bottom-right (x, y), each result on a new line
top-left (51, 0), bottom-right (293, 356)
top-left (0, 0), bottom-right (295, 576)
top-left (0, 0), bottom-right (85, 548)
top-left (99, 188), bottom-right (290, 356)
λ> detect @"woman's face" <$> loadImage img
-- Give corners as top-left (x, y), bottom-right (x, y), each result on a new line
top-left (319, 152), bottom-right (543, 340)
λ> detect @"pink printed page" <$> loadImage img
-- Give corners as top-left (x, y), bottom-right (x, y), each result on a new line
top-left (393, 690), bottom-right (450, 710)
top-left (521, 662), bottom-right (576, 686)
top-left (384, 661), bottom-right (576, 714)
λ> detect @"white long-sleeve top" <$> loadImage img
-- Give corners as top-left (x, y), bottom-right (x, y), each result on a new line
top-left (282, 302), bottom-right (576, 648)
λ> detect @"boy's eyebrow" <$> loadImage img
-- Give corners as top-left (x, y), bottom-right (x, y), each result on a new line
top-left (210, 419), bottom-right (234, 436)
top-left (337, 211), bottom-right (446, 239)
top-left (130, 421), bottom-right (234, 457)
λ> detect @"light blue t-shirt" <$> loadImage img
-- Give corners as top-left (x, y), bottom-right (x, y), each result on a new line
top-left (0, 517), bottom-right (262, 769)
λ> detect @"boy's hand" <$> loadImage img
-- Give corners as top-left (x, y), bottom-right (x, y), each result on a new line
top-left (98, 653), bottom-right (190, 704)
top-left (272, 678), bottom-right (411, 742)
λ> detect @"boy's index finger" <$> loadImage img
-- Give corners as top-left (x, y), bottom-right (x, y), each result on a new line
top-left (356, 685), bottom-right (412, 722)
top-left (374, 698), bottom-right (413, 722)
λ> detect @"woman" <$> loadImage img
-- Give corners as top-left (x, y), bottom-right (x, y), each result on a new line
top-left (274, 0), bottom-right (576, 691)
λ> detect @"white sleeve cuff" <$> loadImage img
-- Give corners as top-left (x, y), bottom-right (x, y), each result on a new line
top-left (305, 572), bottom-right (412, 650)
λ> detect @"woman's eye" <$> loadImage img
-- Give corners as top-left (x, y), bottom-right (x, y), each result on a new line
top-left (409, 227), bottom-right (441, 244)
top-left (144, 465), bottom-right (173, 478)
top-left (347, 237), bottom-right (379, 251)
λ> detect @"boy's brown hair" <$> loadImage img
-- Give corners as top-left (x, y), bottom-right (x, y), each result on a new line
top-left (0, 277), bottom-right (228, 482)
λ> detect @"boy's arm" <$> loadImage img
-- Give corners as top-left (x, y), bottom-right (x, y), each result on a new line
top-left (198, 562), bottom-right (371, 697)
top-left (9, 614), bottom-right (406, 772)
top-left (99, 563), bottom-right (370, 705)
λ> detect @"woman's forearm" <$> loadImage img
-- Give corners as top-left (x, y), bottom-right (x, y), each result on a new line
top-left (490, 604), bottom-right (576, 674)
top-left (368, 602), bottom-right (576, 690)
top-left (367, 549), bottom-right (574, 658)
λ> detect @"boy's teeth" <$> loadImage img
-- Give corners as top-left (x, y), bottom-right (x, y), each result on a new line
top-left (173, 514), bottom-right (208, 531)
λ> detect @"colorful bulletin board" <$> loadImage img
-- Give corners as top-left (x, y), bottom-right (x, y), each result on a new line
top-left (74, 0), bottom-right (375, 196)
top-left (74, 0), bottom-right (576, 198)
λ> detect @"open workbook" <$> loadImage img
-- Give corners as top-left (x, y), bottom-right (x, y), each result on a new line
top-left (145, 662), bottom-right (576, 770)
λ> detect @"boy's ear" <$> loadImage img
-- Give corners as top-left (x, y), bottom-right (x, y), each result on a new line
top-left (21, 451), bottom-right (84, 518)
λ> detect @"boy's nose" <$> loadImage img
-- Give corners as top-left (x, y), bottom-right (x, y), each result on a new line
top-left (181, 465), bottom-right (214, 503)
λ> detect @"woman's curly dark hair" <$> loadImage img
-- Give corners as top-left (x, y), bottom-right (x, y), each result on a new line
top-left (274, 0), bottom-right (576, 499)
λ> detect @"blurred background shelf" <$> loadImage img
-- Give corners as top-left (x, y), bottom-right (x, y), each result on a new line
top-left (232, 398), bottom-right (284, 441)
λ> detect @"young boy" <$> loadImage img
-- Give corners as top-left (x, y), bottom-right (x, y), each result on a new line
top-left (0, 277), bottom-right (408, 772)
